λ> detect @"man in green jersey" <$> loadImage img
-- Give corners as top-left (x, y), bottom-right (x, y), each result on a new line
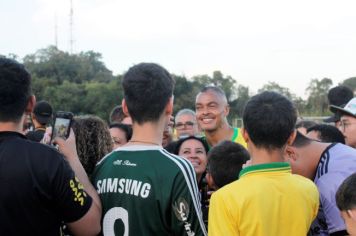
top-left (92, 63), bottom-right (207, 236)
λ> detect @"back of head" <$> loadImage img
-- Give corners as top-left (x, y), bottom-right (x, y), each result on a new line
top-left (208, 141), bottom-right (250, 188)
top-left (296, 120), bottom-right (317, 130)
top-left (109, 105), bottom-right (126, 124)
top-left (291, 131), bottom-right (313, 147)
top-left (72, 115), bottom-right (112, 175)
top-left (307, 124), bottom-right (345, 144)
top-left (122, 63), bottom-right (174, 124)
top-left (243, 91), bottom-right (297, 149)
top-left (336, 172), bottom-right (356, 211)
top-left (0, 57), bottom-right (32, 122)
top-left (33, 101), bottom-right (53, 125)
top-left (328, 86), bottom-right (354, 108)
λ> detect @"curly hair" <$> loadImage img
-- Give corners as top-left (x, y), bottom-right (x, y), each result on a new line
top-left (72, 115), bottom-right (113, 175)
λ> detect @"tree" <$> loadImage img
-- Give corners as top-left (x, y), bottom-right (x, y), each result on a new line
top-left (258, 81), bottom-right (294, 100)
top-left (306, 78), bottom-right (333, 115)
top-left (192, 71), bottom-right (237, 101)
top-left (23, 46), bottom-right (114, 85)
top-left (342, 77), bottom-right (356, 92)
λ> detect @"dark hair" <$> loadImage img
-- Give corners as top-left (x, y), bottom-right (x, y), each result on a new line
top-left (72, 115), bottom-right (113, 175)
top-left (243, 91), bottom-right (297, 149)
top-left (109, 123), bottom-right (132, 141)
top-left (291, 131), bottom-right (312, 147)
top-left (0, 57), bottom-right (32, 122)
top-left (207, 141), bottom-right (250, 188)
top-left (336, 173), bottom-right (356, 211)
top-left (307, 124), bottom-right (345, 144)
top-left (174, 136), bottom-right (209, 155)
top-left (328, 86), bottom-right (353, 107)
top-left (109, 105), bottom-right (126, 124)
top-left (122, 63), bottom-right (174, 124)
top-left (296, 120), bottom-right (317, 130)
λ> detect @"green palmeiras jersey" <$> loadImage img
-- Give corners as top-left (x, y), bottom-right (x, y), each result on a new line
top-left (92, 145), bottom-right (207, 236)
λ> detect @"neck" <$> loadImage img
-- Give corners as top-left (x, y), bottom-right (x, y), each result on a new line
top-left (0, 118), bottom-right (24, 133)
top-left (306, 141), bottom-right (331, 180)
top-left (204, 123), bottom-right (233, 146)
top-left (32, 118), bottom-right (44, 129)
top-left (248, 144), bottom-right (285, 165)
top-left (128, 121), bottom-right (164, 146)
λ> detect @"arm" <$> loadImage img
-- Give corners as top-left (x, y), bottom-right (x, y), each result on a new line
top-left (55, 129), bottom-right (102, 236)
top-left (317, 179), bottom-right (347, 235)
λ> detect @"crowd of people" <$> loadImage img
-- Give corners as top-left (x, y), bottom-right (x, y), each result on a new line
top-left (1, 57), bottom-right (356, 236)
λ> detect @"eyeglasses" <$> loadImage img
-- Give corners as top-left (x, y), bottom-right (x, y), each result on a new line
top-left (175, 121), bottom-right (195, 130)
top-left (339, 121), bottom-right (356, 132)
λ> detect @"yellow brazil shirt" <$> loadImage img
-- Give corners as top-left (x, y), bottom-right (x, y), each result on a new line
top-left (208, 162), bottom-right (319, 236)
top-left (231, 127), bottom-right (247, 148)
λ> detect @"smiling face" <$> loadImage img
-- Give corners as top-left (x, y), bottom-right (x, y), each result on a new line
top-left (195, 90), bottom-right (229, 132)
top-left (178, 139), bottom-right (208, 180)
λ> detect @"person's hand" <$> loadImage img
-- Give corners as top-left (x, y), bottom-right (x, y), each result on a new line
top-left (54, 128), bottom-right (78, 161)
top-left (40, 127), bottom-right (52, 145)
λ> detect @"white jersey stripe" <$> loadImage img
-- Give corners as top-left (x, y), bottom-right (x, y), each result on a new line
top-left (159, 150), bottom-right (208, 236)
top-left (162, 149), bottom-right (200, 205)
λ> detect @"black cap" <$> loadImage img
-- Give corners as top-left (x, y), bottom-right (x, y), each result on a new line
top-left (33, 101), bottom-right (53, 124)
top-left (323, 86), bottom-right (354, 123)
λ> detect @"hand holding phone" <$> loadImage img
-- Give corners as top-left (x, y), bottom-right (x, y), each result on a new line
top-left (51, 111), bottom-right (73, 142)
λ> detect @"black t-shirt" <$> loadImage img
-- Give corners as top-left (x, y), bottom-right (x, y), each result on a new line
top-left (26, 128), bottom-right (46, 142)
top-left (0, 131), bottom-right (92, 236)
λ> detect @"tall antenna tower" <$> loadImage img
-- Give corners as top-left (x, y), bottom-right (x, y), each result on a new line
top-left (69, 0), bottom-right (74, 54)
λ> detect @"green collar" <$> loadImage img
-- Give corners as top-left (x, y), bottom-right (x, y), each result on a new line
top-left (231, 127), bottom-right (238, 141)
top-left (239, 162), bottom-right (291, 178)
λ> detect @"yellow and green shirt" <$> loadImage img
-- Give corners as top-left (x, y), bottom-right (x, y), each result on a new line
top-left (231, 127), bottom-right (247, 148)
top-left (208, 162), bottom-right (319, 236)
top-left (204, 127), bottom-right (247, 149)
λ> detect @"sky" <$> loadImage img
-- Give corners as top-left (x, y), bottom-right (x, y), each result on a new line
top-left (1, 0), bottom-right (356, 98)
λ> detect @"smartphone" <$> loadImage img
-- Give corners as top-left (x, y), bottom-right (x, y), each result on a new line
top-left (51, 111), bottom-right (73, 141)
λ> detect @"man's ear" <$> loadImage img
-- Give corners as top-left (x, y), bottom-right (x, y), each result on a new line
top-left (287, 130), bottom-right (297, 145)
top-left (224, 104), bottom-right (230, 117)
top-left (348, 209), bottom-right (356, 222)
top-left (165, 96), bottom-right (174, 116)
top-left (122, 99), bottom-right (130, 117)
top-left (284, 146), bottom-right (297, 161)
top-left (206, 172), bottom-right (218, 190)
top-left (25, 95), bottom-right (36, 114)
top-left (241, 127), bottom-right (249, 144)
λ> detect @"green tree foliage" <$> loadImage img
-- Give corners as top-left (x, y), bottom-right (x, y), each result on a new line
top-left (11, 46), bottom-right (354, 120)
top-left (230, 85), bottom-right (250, 117)
top-left (192, 71), bottom-right (237, 101)
top-left (342, 77), bottom-right (356, 92)
top-left (22, 46), bottom-right (118, 120)
top-left (172, 75), bottom-right (201, 113)
top-left (258, 81), bottom-right (294, 100)
top-left (306, 78), bottom-right (333, 115)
